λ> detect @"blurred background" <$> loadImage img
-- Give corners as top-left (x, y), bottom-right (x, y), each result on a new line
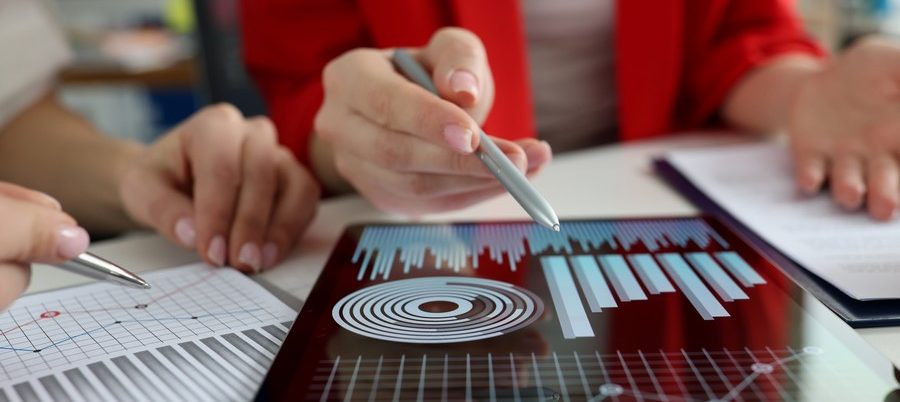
top-left (45, 0), bottom-right (900, 143)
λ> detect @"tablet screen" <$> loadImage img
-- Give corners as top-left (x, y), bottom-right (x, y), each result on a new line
top-left (256, 216), bottom-right (899, 401)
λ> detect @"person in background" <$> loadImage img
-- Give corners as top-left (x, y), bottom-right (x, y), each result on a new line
top-left (243, 0), bottom-right (900, 221)
top-left (0, 0), bottom-right (320, 309)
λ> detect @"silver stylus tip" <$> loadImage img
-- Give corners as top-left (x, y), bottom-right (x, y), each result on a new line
top-left (552, 224), bottom-right (560, 232)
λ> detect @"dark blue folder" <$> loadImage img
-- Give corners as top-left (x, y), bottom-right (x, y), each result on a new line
top-left (654, 157), bottom-right (900, 327)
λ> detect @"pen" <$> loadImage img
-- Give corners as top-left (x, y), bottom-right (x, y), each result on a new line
top-left (59, 252), bottom-right (151, 289)
top-left (391, 49), bottom-right (561, 232)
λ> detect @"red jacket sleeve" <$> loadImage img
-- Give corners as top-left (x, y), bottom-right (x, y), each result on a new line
top-left (680, 0), bottom-right (826, 128)
top-left (241, 0), bottom-right (370, 167)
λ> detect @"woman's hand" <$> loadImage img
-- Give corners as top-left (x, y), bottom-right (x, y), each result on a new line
top-left (789, 37), bottom-right (900, 220)
top-left (0, 183), bottom-right (90, 310)
top-left (119, 104), bottom-right (321, 272)
top-left (313, 27), bottom-right (552, 215)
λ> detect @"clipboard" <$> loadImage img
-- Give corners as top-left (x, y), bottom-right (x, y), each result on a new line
top-left (654, 157), bottom-right (900, 327)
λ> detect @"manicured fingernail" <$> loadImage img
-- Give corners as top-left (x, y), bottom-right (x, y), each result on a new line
top-left (262, 242), bottom-right (279, 269)
top-left (207, 235), bottom-right (226, 266)
top-left (174, 217), bottom-right (196, 247)
top-left (449, 70), bottom-right (479, 99)
top-left (443, 124), bottom-right (474, 153)
top-left (525, 141), bottom-right (552, 170)
top-left (57, 225), bottom-right (90, 259)
top-left (238, 243), bottom-right (262, 272)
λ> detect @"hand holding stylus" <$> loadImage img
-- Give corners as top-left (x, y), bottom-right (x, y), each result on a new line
top-left (312, 28), bottom-right (553, 215)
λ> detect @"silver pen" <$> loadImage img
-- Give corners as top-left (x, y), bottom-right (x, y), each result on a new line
top-left (391, 49), bottom-right (561, 231)
top-left (59, 252), bottom-right (151, 289)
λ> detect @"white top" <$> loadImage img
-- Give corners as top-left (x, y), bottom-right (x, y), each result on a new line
top-left (0, 0), bottom-right (71, 128)
top-left (521, 0), bottom-right (617, 152)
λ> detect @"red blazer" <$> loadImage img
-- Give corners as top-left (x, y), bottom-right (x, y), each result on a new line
top-left (242, 0), bottom-right (824, 166)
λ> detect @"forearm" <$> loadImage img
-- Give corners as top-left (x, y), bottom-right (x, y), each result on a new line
top-left (722, 54), bottom-right (825, 133)
top-left (0, 93), bottom-right (145, 234)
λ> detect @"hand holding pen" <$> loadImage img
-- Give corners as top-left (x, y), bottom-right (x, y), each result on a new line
top-left (313, 28), bottom-right (556, 219)
top-left (0, 183), bottom-right (148, 310)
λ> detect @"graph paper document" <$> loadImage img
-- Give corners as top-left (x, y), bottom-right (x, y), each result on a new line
top-left (0, 263), bottom-right (295, 402)
top-left (666, 143), bottom-right (900, 300)
top-left (257, 218), bottom-right (898, 401)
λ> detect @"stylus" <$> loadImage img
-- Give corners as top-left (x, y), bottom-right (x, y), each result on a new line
top-left (391, 49), bottom-right (561, 232)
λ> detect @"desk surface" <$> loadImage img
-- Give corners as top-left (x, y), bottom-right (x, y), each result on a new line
top-left (26, 133), bottom-right (900, 369)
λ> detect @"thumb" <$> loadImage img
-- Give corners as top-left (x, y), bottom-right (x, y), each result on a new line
top-left (422, 27), bottom-right (490, 109)
top-left (0, 196), bottom-right (89, 264)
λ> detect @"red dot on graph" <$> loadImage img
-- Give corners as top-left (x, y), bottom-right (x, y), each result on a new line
top-left (40, 311), bottom-right (61, 319)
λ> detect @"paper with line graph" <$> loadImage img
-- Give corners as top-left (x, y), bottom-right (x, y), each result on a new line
top-left (0, 263), bottom-right (295, 402)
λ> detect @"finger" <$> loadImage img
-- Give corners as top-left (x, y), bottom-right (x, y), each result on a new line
top-left (0, 263), bottom-right (29, 310)
top-left (0, 182), bottom-right (60, 210)
top-left (513, 138), bottom-right (553, 174)
top-left (0, 196), bottom-right (88, 263)
top-left (318, 107), bottom-right (520, 177)
top-left (792, 150), bottom-right (827, 195)
top-left (866, 154), bottom-right (900, 220)
top-left (261, 149), bottom-right (320, 270)
top-left (420, 27), bottom-right (489, 108)
top-left (830, 153), bottom-right (866, 210)
top-left (182, 104), bottom-right (246, 267)
top-left (119, 168), bottom-right (196, 248)
top-left (336, 155), bottom-right (505, 200)
top-left (338, 156), bottom-right (508, 216)
top-left (228, 117), bottom-right (279, 273)
top-left (323, 49), bottom-right (481, 153)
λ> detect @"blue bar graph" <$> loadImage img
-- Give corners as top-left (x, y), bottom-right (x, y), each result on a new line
top-left (628, 254), bottom-right (675, 294)
top-left (656, 253), bottom-right (729, 320)
top-left (685, 253), bottom-right (748, 302)
top-left (541, 257), bottom-right (594, 339)
top-left (350, 219), bottom-right (774, 338)
top-left (570, 256), bottom-right (617, 312)
top-left (599, 255), bottom-right (647, 302)
top-left (715, 252), bottom-right (766, 287)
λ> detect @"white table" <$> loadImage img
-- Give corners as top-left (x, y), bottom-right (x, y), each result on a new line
top-left (26, 133), bottom-right (900, 369)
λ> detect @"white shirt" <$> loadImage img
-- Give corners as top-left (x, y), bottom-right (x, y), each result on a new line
top-left (0, 0), bottom-right (71, 128)
top-left (522, 0), bottom-right (617, 152)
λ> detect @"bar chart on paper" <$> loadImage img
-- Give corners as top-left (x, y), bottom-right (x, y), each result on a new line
top-left (350, 219), bottom-right (767, 338)
top-left (0, 264), bottom-right (295, 402)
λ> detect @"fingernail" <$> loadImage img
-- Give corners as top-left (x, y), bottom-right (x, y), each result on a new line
top-left (207, 235), bottom-right (226, 266)
top-left (238, 243), bottom-right (262, 272)
top-left (57, 225), bottom-right (90, 259)
top-left (262, 242), bottom-right (279, 269)
top-left (449, 70), bottom-right (479, 99)
top-left (525, 141), bottom-right (552, 170)
top-left (443, 124), bottom-right (474, 153)
top-left (174, 217), bottom-right (196, 247)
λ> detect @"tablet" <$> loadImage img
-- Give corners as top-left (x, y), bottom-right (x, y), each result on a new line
top-left (256, 216), bottom-right (900, 401)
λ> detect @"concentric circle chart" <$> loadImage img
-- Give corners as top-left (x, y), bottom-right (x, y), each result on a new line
top-left (332, 277), bottom-right (544, 344)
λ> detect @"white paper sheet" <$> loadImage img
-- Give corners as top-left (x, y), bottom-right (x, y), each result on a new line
top-left (0, 264), bottom-right (296, 402)
top-left (666, 142), bottom-right (900, 300)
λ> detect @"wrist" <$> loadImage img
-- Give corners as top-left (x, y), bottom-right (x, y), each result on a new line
top-left (109, 139), bottom-right (148, 230)
top-left (724, 54), bottom-right (825, 133)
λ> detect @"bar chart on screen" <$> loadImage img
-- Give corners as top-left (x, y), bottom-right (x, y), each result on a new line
top-left (0, 264), bottom-right (295, 402)
top-left (258, 217), bottom-right (900, 402)
top-left (350, 219), bottom-right (767, 338)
